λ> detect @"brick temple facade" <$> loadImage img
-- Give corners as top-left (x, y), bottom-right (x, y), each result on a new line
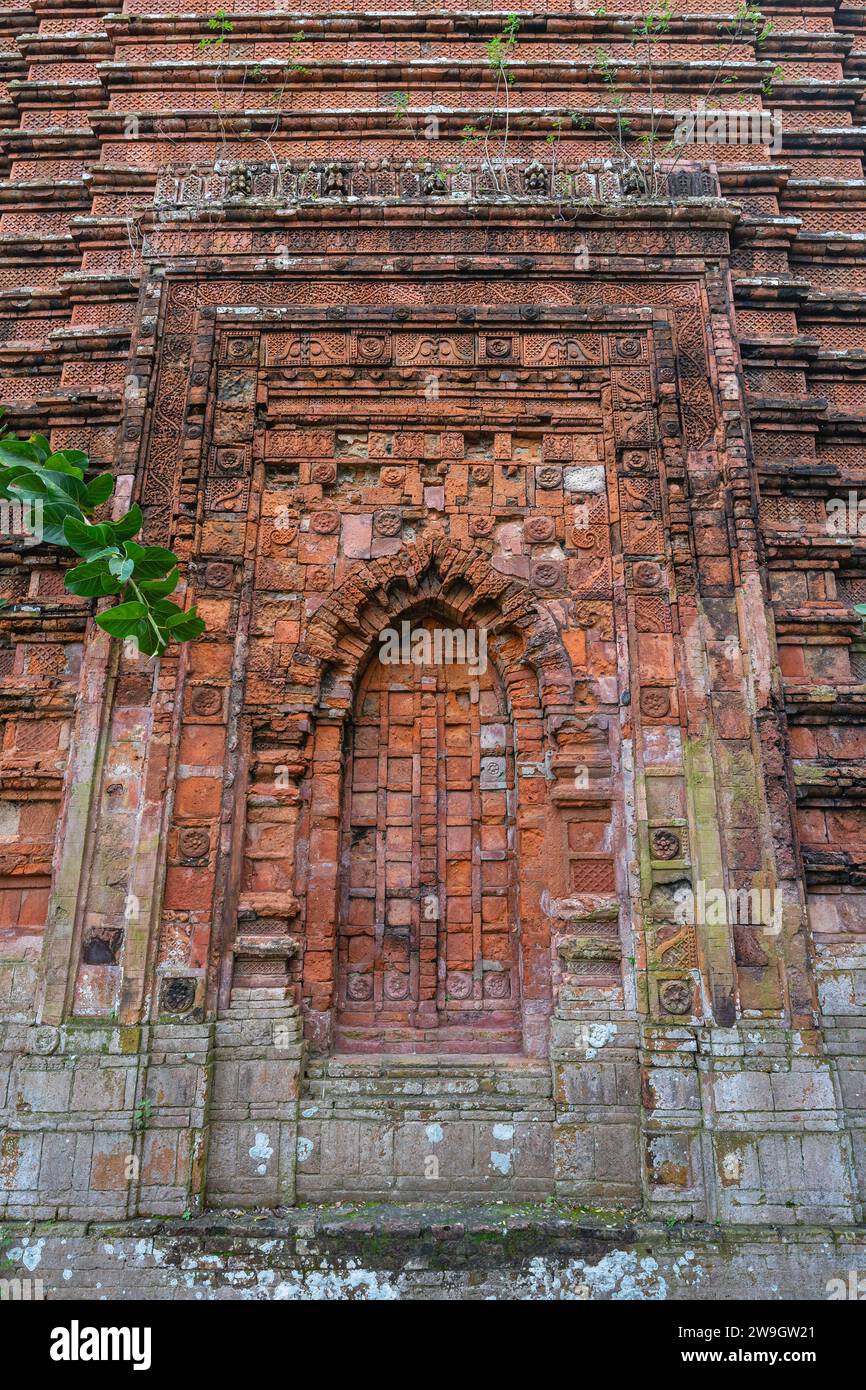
top-left (2, 0), bottom-right (866, 1262)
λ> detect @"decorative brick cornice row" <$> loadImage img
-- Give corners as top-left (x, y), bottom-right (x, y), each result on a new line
top-left (71, 106), bottom-right (848, 141)
top-left (155, 157), bottom-right (722, 210)
top-left (94, 56), bottom-right (781, 90)
top-left (16, 28), bottom-right (110, 59)
top-left (98, 11), bottom-right (850, 43)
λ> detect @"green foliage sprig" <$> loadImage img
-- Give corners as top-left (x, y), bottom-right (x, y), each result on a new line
top-left (199, 10), bottom-right (234, 49)
top-left (485, 12), bottom-right (521, 85)
top-left (0, 415), bottom-right (204, 657)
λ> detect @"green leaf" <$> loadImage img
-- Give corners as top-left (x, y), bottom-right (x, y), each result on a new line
top-left (111, 505), bottom-right (142, 543)
top-left (0, 439), bottom-right (43, 468)
top-left (138, 567), bottom-right (179, 597)
top-left (0, 427), bottom-right (199, 650)
top-left (127, 619), bottom-right (164, 657)
top-left (165, 612), bottom-right (206, 643)
top-left (65, 558), bottom-right (122, 598)
top-left (108, 555), bottom-right (134, 583)
top-left (38, 469), bottom-right (89, 507)
top-left (85, 522), bottom-right (118, 550)
top-left (130, 546), bottom-right (178, 580)
top-left (148, 598), bottom-right (185, 621)
top-left (4, 469), bottom-right (52, 499)
top-left (40, 499), bottom-right (83, 545)
top-left (83, 473), bottom-right (115, 510)
top-left (94, 600), bottom-right (148, 638)
top-left (63, 516), bottom-right (94, 555)
top-left (1, 467), bottom-right (56, 501)
top-left (63, 516), bottom-right (120, 558)
top-left (28, 433), bottom-right (51, 457)
top-left (49, 447), bottom-right (87, 466)
top-left (41, 452), bottom-right (85, 478)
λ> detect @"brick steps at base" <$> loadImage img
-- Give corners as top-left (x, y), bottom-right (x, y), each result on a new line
top-left (296, 1054), bottom-right (555, 1199)
top-left (303, 1052), bottom-right (553, 1107)
top-left (334, 1026), bottom-right (526, 1054)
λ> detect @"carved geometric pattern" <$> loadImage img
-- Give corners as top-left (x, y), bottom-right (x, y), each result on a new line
top-left (569, 858), bottom-right (616, 893)
top-left (634, 597), bottom-right (672, 633)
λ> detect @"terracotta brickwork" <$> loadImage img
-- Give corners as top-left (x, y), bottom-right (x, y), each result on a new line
top-left (0, 0), bottom-right (865, 1225)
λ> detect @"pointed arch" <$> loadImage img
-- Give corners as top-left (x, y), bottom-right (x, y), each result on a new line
top-left (296, 536), bottom-right (576, 715)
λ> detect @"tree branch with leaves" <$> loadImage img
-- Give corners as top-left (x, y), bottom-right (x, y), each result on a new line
top-left (0, 419), bottom-right (204, 656)
top-left (591, 2), bottom-right (778, 197)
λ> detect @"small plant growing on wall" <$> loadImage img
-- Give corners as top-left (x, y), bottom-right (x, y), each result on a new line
top-left (482, 12), bottom-right (521, 191)
top-left (199, 10), bottom-right (234, 49)
top-left (0, 414), bottom-right (204, 656)
top-left (590, 0), bottom-right (780, 196)
top-left (133, 1097), bottom-right (154, 1132)
top-left (440, 5), bottom-right (780, 202)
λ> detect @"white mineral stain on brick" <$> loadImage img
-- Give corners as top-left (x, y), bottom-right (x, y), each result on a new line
top-left (527, 1251), bottom-right (668, 1300)
top-left (492, 1123), bottom-right (514, 1142)
top-left (671, 1250), bottom-right (703, 1285)
top-left (296, 1137), bottom-right (314, 1163)
top-left (173, 1258), bottom-right (400, 1300)
top-left (564, 465), bottom-right (605, 493)
top-left (249, 1132), bottom-right (273, 1173)
top-left (490, 1150), bottom-right (513, 1175)
top-left (11, 1238), bottom-right (45, 1271)
top-left (586, 1022), bottom-right (617, 1059)
top-left (818, 975), bottom-right (857, 1014)
top-left (270, 1267), bottom-right (400, 1300)
top-left (425, 1123), bottom-right (443, 1143)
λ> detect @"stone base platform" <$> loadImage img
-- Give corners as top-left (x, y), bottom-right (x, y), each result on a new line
top-left (297, 1055), bottom-right (555, 1200)
top-left (2, 1206), bottom-right (864, 1301)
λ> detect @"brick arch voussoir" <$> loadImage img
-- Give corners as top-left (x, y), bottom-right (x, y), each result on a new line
top-left (298, 540), bottom-right (575, 711)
